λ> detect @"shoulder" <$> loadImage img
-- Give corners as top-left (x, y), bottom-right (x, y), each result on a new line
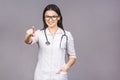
top-left (65, 30), bottom-right (72, 36)
top-left (35, 29), bottom-right (44, 35)
top-left (64, 30), bottom-right (74, 40)
top-left (35, 29), bottom-right (44, 33)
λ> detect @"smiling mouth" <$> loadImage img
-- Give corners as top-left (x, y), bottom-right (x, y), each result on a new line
top-left (48, 21), bottom-right (54, 25)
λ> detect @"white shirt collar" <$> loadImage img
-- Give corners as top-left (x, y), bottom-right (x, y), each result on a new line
top-left (46, 27), bottom-right (64, 35)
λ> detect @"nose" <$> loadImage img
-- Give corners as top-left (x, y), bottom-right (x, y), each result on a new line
top-left (49, 18), bottom-right (53, 21)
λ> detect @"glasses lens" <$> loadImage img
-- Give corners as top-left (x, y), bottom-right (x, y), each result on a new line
top-left (52, 16), bottom-right (58, 20)
top-left (45, 16), bottom-right (50, 20)
top-left (45, 16), bottom-right (58, 21)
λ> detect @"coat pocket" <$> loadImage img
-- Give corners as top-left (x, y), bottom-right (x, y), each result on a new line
top-left (59, 72), bottom-right (68, 80)
top-left (53, 72), bottom-right (68, 80)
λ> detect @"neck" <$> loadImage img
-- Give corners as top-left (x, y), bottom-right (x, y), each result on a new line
top-left (48, 26), bottom-right (58, 35)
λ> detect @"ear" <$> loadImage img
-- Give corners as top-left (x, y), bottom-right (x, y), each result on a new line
top-left (57, 16), bottom-right (60, 20)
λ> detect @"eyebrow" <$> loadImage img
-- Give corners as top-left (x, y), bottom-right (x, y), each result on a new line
top-left (45, 15), bottom-right (58, 16)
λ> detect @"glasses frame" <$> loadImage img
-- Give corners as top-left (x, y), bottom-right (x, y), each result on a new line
top-left (45, 15), bottom-right (59, 21)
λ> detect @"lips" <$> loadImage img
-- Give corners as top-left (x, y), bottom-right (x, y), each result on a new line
top-left (47, 21), bottom-right (55, 25)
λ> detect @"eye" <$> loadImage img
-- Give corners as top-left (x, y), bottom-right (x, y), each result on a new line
top-left (45, 16), bottom-right (50, 18)
top-left (52, 16), bottom-right (58, 18)
top-left (45, 15), bottom-right (59, 21)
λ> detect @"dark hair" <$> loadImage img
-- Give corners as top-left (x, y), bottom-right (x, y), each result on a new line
top-left (42, 4), bottom-right (64, 30)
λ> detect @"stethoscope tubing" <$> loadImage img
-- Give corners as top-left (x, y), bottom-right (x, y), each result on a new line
top-left (44, 29), bottom-right (50, 45)
top-left (44, 28), bottom-right (68, 48)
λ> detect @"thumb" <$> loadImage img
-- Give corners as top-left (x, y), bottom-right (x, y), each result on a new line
top-left (32, 26), bottom-right (35, 33)
top-left (56, 68), bottom-right (62, 74)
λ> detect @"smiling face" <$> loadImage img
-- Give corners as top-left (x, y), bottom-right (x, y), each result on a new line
top-left (45, 10), bottom-right (60, 28)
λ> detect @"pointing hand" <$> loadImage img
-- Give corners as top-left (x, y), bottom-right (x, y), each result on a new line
top-left (26, 26), bottom-right (35, 36)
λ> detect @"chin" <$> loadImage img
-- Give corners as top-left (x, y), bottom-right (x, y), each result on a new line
top-left (48, 24), bottom-right (56, 28)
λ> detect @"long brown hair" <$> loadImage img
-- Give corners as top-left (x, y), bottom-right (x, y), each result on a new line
top-left (42, 4), bottom-right (64, 30)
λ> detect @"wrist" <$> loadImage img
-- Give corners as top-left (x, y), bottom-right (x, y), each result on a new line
top-left (64, 64), bottom-right (70, 69)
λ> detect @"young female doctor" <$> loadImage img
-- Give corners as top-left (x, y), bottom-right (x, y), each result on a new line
top-left (24, 4), bottom-right (77, 80)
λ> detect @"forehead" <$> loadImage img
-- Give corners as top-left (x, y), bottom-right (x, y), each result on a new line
top-left (45, 10), bottom-right (58, 16)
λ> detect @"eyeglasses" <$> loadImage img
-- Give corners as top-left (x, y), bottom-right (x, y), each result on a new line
top-left (45, 15), bottom-right (59, 21)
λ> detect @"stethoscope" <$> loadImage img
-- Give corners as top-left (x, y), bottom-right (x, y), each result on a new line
top-left (44, 28), bottom-right (68, 48)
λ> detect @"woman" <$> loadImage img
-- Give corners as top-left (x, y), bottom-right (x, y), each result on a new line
top-left (24, 4), bottom-right (76, 80)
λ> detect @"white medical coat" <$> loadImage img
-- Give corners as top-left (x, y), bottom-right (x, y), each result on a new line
top-left (31, 27), bottom-right (76, 80)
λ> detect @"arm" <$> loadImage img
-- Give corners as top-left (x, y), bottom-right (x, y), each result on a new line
top-left (59, 57), bottom-right (76, 72)
top-left (65, 57), bottom-right (76, 69)
top-left (58, 32), bottom-right (77, 73)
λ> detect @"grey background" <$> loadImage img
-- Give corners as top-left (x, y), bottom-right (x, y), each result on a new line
top-left (0, 0), bottom-right (120, 80)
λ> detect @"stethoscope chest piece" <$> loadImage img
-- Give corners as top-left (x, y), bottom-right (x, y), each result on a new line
top-left (45, 41), bottom-right (50, 45)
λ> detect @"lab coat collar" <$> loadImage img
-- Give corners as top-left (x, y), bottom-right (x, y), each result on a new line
top-left (46, 27), bottom-right (64, 35)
